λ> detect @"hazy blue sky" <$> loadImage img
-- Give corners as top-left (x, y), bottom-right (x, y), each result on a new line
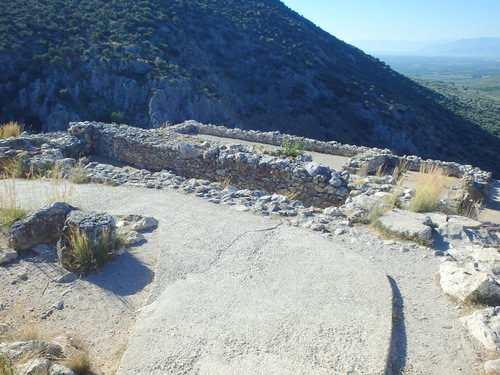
top-left (280, 0), bottom-right (500, 43)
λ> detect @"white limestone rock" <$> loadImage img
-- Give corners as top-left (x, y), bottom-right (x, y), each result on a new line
top-left (14, 358), bottom-right (50, 375)
top-left (131, 217), bottom-right (158, 232)
top-left (484, 359), bottom-right (500, 374)
top-left (439, 261), bottom-right (500, 304)
top-left (447, 215), bottom-right (482, 229)
top-left (461, 307), bottom-right (500, 351)
top-left (379, 209), bottom-right (433, 240)
top-left (0, 249), bottom-right (18, 265)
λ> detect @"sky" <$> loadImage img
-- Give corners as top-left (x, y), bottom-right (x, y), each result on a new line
top-left (280, 0), bottom-right (500, 43)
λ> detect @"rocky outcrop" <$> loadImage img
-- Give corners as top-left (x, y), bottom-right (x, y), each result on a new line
top-left (8, 202), bottom-right (75, 251)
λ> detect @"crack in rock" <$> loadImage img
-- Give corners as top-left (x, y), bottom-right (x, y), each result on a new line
top-left (204, 222), bottom-right (284, 271)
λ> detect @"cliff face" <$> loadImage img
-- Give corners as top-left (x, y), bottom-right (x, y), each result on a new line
top-left (0, 0), bottom-right (498, 174)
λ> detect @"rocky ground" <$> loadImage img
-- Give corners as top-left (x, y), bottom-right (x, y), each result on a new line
top-left (0, 207), bottom-right (160, 374)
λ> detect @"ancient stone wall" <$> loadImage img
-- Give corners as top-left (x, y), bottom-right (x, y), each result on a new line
top-left (69, 122), bottom-right (350, 208)
top-left (168, 120), bottom-right (492, 199)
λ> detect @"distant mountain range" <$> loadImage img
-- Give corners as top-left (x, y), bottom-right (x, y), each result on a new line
top-left (0, 0), bottom-right (499, 175)
top-left (354, 37), bottom-right (500, 58)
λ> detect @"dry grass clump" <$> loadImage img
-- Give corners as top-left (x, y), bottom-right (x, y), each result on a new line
top-left (62, 228), bottom-right (116, 276)
top-left (0, 174), bottom-right (76, 236)
top-left (0, 177), bottom-right (29, 235)
top-left (0, 157), bottom-right (29, 179)
top-left (63, 228), bottom-right (129, 276)
top-left (63, 350), bottom-right (92, 375)
top-left (408, 164), bottom-right (448, 213)
top-left (0, 122), bottom-right (23, 139)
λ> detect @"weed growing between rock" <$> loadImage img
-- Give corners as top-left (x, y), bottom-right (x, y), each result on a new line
top-left (63, 350), bottom-right (92, 375)
top-left (0, 122), bottom-right (23, 139)
top-left (63, 228), bottom-right (116, 276)
top-left (63, 228), bottom-right (130, 276)
top-left (280, 136), bottom-right (304, 157)
top-left (104, 179), bottom-right (119, 186)
top-left (409, 165), bottom-right (448, 213)
top-left (65, 165), bottom-right (90, 185)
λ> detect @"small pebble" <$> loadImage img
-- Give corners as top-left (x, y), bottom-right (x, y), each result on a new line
top-left (55, 300), bottom-right (64, 310)
top-left (40, 309), bottom-right (53, 319)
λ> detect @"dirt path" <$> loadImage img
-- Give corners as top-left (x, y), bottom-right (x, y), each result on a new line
top-left (478, 179), bottom-right (500, 224)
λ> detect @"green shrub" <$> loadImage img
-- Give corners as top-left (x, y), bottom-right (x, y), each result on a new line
top-left (280, 136), bottom-right (303, 157)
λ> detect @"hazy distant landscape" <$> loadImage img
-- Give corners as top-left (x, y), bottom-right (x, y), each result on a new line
top-left (366, 53), bottom-right (500, 143)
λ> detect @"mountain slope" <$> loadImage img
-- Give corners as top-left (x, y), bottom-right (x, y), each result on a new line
top-left (0, 0), bottom-right (499, 174)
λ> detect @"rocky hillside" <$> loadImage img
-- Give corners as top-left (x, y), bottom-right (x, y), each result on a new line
top-left (1, 0), bottom-right (499, 174)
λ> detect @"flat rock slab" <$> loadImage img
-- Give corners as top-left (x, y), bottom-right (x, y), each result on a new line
top-left (119, 222), bottom-right (392, 375)
top-left (105, 191), bottom-right (391, 375)
top-left (379, 209), bottom-right (432, 240)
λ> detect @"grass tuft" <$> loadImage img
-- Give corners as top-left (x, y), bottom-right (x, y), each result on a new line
top-left (0, 178), bottom-right (29, 235)
top-left (66, 165), bottom-right (90, 184)
top-left (63, 227), bottom-right (116, 276)
top-left (0, 122), bottom-right (23, 139)
top-left (0, 353), bottom-right (13, 375)
top-left (63, 350), bottom-right (92, 375)
top-left (0, 157), bottom-right (29, 179)
top-left (408, 164), bottom-right (448, 213)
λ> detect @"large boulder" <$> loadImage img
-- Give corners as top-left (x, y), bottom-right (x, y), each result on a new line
top-left (461, 307), bottom-right (500, 351)
top-left (304, 162), bottom-right (330, 177)
top-left (8, 202), bottom-right (75, 251)
top-left (378, 209), bottom-right (433, 240)
top-left (57, 210), bottom-right (116, 265)
top-left (439, 261), bottom-right (500, 304)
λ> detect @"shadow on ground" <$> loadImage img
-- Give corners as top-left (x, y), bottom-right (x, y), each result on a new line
top-left (85, 252), bottom-right (155, 297)
top-left (386, 276), bottom-right (407, 375)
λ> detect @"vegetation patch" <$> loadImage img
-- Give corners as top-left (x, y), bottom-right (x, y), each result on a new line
top-left (408, 165), bottom-right (448, 213)
top-left (0, 177), bottom-right (29, 235)
top-left (0, 122), bottom-right (22, 139)
top-left (0, 157), bottom-right (29, 179)
top-left (62, 228), bottom-right (116, 276)
top-left (280, 137), bottom-right (304, 157)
